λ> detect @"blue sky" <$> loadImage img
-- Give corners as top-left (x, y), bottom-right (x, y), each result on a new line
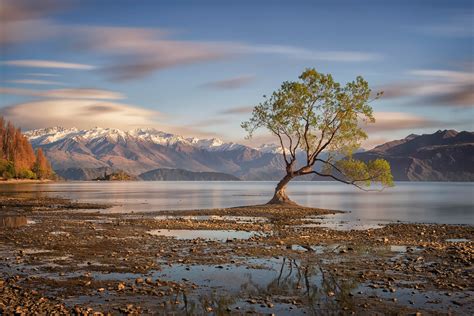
top-left (0, 0), bottom-right (472, 147)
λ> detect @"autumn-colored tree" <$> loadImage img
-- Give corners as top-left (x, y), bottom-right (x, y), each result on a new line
top-left (33, 148), bottom-right (53, 179)
top-left (242, 68), bottom-right (393, 204)
top-left (0, 116), bottom-right (53, 179)
top-left (13, 127), bottom-right (36, 174)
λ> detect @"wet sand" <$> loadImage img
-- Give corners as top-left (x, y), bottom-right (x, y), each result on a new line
top-left (0, 194), bottom-right (472, 315)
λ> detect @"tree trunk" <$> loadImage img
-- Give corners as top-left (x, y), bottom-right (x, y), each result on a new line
top-left (267, 173), bottom-right (296, 205)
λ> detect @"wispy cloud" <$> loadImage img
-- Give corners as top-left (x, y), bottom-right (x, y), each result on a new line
top-left (4, 79), bottom-right (65, 86)
top-left (69, 26), bottom-right (227, 81)
top-left (190, 118), bottom-right (230, 128)
top-left (219, 106), bottom-right (254, 115)
top-left (0, 0), bottom-right (63, 48)
top-left (2, 60), bottom-right (95, 70)
top-left (0, 0), bottom-right (383, 81)
top-left (0, 87), bottom-right (124, 100)
top-left (26, 73), bottom-right (60, 77)
top-left (417, 13), bottom-right (474, 38)
top-left (236, 44), bottom-right (383, 62)
top-left (364, 112), bottom-right (442, 133)
top-left (378, 68), bottom-right (474, 107)
top-left (201, 75), bottom-right (255, 90)
top-left (0, 99), bottom-right (160, 130)
top-left (0, 0), bottom-right (64, 21)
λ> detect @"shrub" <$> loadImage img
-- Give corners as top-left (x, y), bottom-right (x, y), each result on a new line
top-left (16, 168), bottom-right (37, 179)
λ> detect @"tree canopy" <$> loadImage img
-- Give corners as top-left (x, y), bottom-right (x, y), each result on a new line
top-left (0, 117), bottom-right (54, 180)
top-left (242, 68), bottom-right (393, 204)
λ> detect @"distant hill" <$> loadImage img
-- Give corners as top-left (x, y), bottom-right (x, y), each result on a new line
top-left (354, 130), bottom-right (474, 181)
top-left (138, 168), bottom-right (240, 181)
top-left (55, 167), bottom-right (115, 181)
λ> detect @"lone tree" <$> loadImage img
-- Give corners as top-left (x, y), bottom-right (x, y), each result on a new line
top-left (242, 68), bottom-right (393, 205)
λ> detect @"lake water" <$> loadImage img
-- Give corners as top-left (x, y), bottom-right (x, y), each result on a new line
top-left (1, 181), bottom-right (473, 226)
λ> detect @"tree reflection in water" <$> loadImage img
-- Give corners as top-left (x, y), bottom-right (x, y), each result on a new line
top-left (173, 256), bottom-right (358, 315)
top-left (242, 257), bottom-right (358, 314)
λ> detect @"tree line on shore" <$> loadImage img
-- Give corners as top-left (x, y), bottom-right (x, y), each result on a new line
top-left (0, 117), bottom-right (54, 180)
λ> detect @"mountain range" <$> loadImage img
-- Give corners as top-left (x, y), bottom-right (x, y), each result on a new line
top-left (25, 127), bottom-right (474, 181)
top-left (354, 130), bottom-right (474, 181)
top-left (25, 127), bottom-right (286, 180)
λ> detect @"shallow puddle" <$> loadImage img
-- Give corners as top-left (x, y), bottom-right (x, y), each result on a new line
top-left (290, 244), bottom-right (338, 253)
top-left (153, 256), bottom-right (358, 313)
top-left (147, 229), bottom-right (259, 241)
top-left (302, 215), bottom-right (385, 231)
top-left (359, 282), bottom-right (473, 313)
top-left (154, 215), bottom-right (268, 223)
top-left (390, 245), bottom-right (408, 252)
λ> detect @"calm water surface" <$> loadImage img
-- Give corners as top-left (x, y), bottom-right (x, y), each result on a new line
top-left (1, 181), bottom-right (473, 225)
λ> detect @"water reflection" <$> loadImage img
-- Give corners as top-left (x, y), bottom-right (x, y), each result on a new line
top-left (147, 229), bottom-right (259, 241)
top-left (157, 257), bottom-right (358, 315)
top-left (0, 215), bottom-right (28, 228)
top-left (1, 181), bottom-right (472, 225)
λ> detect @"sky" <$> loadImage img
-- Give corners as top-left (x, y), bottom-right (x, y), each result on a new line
top-left (0, 0), bottom-right (473, 148)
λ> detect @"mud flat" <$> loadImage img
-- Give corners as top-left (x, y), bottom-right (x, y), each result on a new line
top-left (0, 195), bottom-right (473, 315)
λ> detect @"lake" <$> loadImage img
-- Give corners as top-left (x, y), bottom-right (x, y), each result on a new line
top-left (1, 181), bottom-right (473, 226)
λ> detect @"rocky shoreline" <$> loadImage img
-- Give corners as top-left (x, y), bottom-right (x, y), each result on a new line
top-left (0, 195), bottom-right (472, 315)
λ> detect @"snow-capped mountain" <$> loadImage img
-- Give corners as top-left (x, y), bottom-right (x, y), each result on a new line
top-left (24, 126), bottom-right (286, 180)
top-left (26, 127), bottom-right (247, 152)
top-left (256, 143), bottom-right (284, 154)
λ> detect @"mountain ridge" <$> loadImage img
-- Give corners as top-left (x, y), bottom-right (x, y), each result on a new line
top-left (25, 126), bottom-right (286, 180)
top-left (354, 130), bottom-right (474, 181)
top-left (138, 168), bottom-right (240, 181)
top-left (25, 127), bottom-right (474, 181)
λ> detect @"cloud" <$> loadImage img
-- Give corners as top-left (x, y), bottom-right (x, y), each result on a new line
top-left (378, 68), bottom-right (474, 107)
top-left (363, 112), bottom-right (442, 133)
top-left (0, 19), bottom-right (59, 47)
top-left (417, 14), bottom-right (474, 38)
top-left (0, 94), bottom-right (222, 139)
top-left (236, 44), bottom-right (383, 62)
top-left (0, 0), bottom-right (64, 47)
top-left (1, 0), bottom-right (383, 81)
top-left (26, 73), bottom-right (60, 77)
top-left (0, 0), bottom-right (63, 21)
top-left (190, 118), bottom-right (230, 128)
top-left (4, 79), bottom-right (65, 86)
top-left (219, 106), bottom-right (254, 115)
top-left (68, 26), bottom-right (382, 81)
top-left (201, 75), bottom-right (255, 90)
top-left (0, 87), bottom-right (124, 100)
top-left (69, 26), bottom-right (227, 81)
top-left (2, 60), bottom-right (95, 70)
top-left (0, 99), bottom-right (160, 130)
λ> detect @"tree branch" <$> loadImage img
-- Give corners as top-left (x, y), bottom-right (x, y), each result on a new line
top-left (307, 170), bottom-right (385, 192)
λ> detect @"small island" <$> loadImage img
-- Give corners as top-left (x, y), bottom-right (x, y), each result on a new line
top-left (93, 170), bottom-right (135, 181)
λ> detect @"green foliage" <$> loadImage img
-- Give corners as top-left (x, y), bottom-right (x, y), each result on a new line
top-left (242, 68), bottom-right (393, 191)
top-left (335, 158), bottom-right (394, 188)
top-left (16, 168), bottom-right (37, 180)
top-left (0, 159), bottom-right (15, 179)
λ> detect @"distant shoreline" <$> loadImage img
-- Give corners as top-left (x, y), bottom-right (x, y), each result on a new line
top-left (0, 179), bottom-right (55, 185)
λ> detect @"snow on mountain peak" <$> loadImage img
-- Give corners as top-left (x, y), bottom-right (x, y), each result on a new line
top-left (24, 126), bottom-right (250, 152)
top-left (256, 143), bottom-right (283, 154)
